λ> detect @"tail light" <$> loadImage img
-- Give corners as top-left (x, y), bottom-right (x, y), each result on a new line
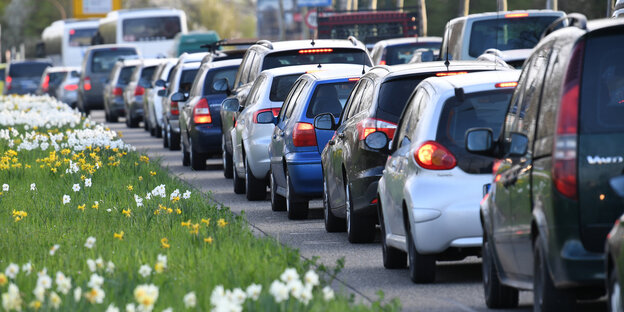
top-left (414, 141), bottom-right (456, 170)
top-left (253, 108), bottom-right (280, 123)
top-left (170, 101), bottom-right (179, 116)
top-left (379, 60), bottom-right (387, 65)
top-left (64, 84), bottom-right (78, 91)
top-left (193, 98), bottom-right (212, 124)
top-left (6, 76), bottom-right (12, 90)
top-left (113, 87), bottom-right (123, 96)
top-left (292, 122), bottom-right (317, 147)
top-left (495, 82), bottom-right (518, 88)
top-left (42, 75), bottom-right (50, 92)
top-left (357, 118), bottom-right (397, 141)
top-left (553, 40), bottom-right (584, 200)
top-left (505, 13), bottom-right (529, 18)
top-left (134, 85), bottom-right (145, 96)
top-left (435, 71), bottom-right (468, 77)
top-left (84, 77), bottom-right (91, 91)
top-left (298, 48), bottom-right (333, 54)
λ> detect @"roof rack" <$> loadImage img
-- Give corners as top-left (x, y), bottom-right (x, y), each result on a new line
top-left (200, 39), bottom-right (258, 53)
top-left (255, 40), bottom-right (274, 50)
top-left (347, 36), bottom-right (359, 46)
top-left (541, 13), bottom-right (587, 40)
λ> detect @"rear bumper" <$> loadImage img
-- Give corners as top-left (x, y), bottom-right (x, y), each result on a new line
top-left (82, 92), bottom-right (104, 109)
top-left (128, 97), bottom-right (144, 117)
top-left (191, 125), bottom-right (222, 155)
top-left (286, 151), bottom-right (323, 197)
top-left (350, 166), bottom-right (384, 219)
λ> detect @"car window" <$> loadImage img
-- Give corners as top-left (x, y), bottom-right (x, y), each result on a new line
top-left (305, 81), bottom-right (357, 118)
top-left (244, 75), bottom-right (267, 107)
top-left (395, 88), bottom-right (426, 149)
top-left (385, 42), bottom-right (440, 65)
top-left (342, 80), bottom-right (366, 120)
top-left (90, 49), bottom-right (138, 73)
top-left (118, 66), bottom-right (136, 85)
top-left (139, 66), bottom-right (157, 87)
top-left (270, 74), bottom-right (301, 102)
top-left (358, 79), bottom-right (375, 113)
top-left (202, 66), bottom-right (239, 96)
top-left (8, 63), bottom-right (51, 78)
top-left (262, 48), bottom-right (371, 70)
top-left (249, 54), bottom-right (262, 82)
top-left (441, 20), bottom-right (463, 60)
top-left (233, 50), bottom-right (252, 88)
top-left (288, 81), bottom-right (310, 119)
top-left (502, 56), bottom-right (533, 141)
top-left (189, 67), bottom-right (206, 97)
top-left (240, 52), bottom-right (256, 85)
top-left (376, 76), bottom-right (426, 124)
top-left (278, 80), bottom-right (303, 121)
top-left (179, 69), bottom-right (199, 93)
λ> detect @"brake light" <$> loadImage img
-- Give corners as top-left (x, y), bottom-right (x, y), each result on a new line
top-left (84, 77), bottom-right (91, 91)
top-left (495, 82), bottom-right (518, 88)
top-left (414, 141), bottom-right (456, 170)
top-left (171, 101), bottom-right (179, 116)
top-left (253, 107), bottom-right (280, 123)
top-left (42, 75), bottom-right (50, 92)
top-left (357, 118), bottom-right (397, 141)
top-left (379, 60), bottom-right (387, 65)
top-left (292, 122), bottom-right (317, 147)
top-left (134, 85), bottom-right (145, 96)
top-left (64, 84), bottom-right (78, 91)
top-left (348, 77), bottom-right (360, 82)
top-left (553, 40), bottom-right (583, 200)
top-left (505, 13), bottom-right (529, 18)
top-left (435, 71), bottom-right (468, 77)
top-left (113, 87), bottom-right (123, 96)
top-left (5, 76), bottom-right (11, 90)
top-left (193, 98), bottom-right (212, 124)
top-left (298, 48), bottom-right (333, 54)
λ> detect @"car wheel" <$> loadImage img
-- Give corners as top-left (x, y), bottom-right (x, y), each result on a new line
top-left (533, 236), bottom-right (575, 312)
top-left (407, 228), bottom-right (435, 283)
top-left (482, 232), bottom-right (518, 308)
top-left (346, 182), bottom-right (375, 243)
top-left (222, 134), bottom-right (233, 179)
top-left (323, 177), bottom-right (345, 232)
top-left (143, 116), bottom-right (149, 131)
top-left (233, 158), bottom-right (245, 194)
top-left (270, 170), bottom-right (286, 211)
top-left (378, 199), bottom-right (406, 269)
top-left (286, 172), bottom-right (308, 220)
top-left (190, 138), bottom-right (206, 170)
top-left (182, 141), bottom-right (190, 167)
top-left (109, 112), bottom-right (118, 123)
top-left (168, 127), bottom-right (180, 151)
top-left (155, 124), bottom-right (162, 138)
top-left (609, 266), bottom-right (623, 312)
top-left (245, 157), bottom-right (265, 201)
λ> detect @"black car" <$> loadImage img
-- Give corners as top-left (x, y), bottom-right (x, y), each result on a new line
top-left (5, 60), bottom-right (52, 95)
top-left (318, 61), bottom-right (510, 243)
top-left (178, 58), bottom-right (241, 170)
top-left (466, 15), bottom-right (624, 310)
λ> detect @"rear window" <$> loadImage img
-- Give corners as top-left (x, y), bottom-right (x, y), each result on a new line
top-left (376, 76), bottom-right (427, 123)
top-left (69, 28), bottom-right (97, 47)
top-left (122, 16), bottom-right (181, 42)
top-left (9, 63), bottom-right (51, 78)
top-left (202, 66), bottom-right (238, 95)
top-left (270, 74), bottom-right (301, 101)
top-left (384, 42), bottom-right (440, 65)
top-left (118, 66), bottom-right (136, 85)
top-left (179, 69), bottom-right (199, 93)
top-left (436, 89), bottom-right (513, 173)
top-left (91, 49), bottom-right (138, 73)
top-left (580, 34), bottom-right (624, 133)
top-left (468, 15), bottom-right (560, 57)
top-left (305, 81), bottom-right (357, 118)
top-left (48, 72), bottom-right (67, 87)
top-left (139, 66), bottom-right (157, 86)
top-left (262, 48), bottom-right (371, 70)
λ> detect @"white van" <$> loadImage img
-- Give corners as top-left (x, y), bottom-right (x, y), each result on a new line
top-left (97, 8), bottom-right (188, 58)
top-left (41, 19), bottom-right (100, 67)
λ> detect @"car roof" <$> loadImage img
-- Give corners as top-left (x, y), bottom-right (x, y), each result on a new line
top-left (86, 44), bottom-right (139, 52)
top-left (141, 59), bottom-right (167, 67)
top-left (424, 70), bottom-right (520, 93)
top-left (178, 52), bottom-right (209, 64)
top-left (181, 62), bottom-right (201, 70)
top-left (252, 38), bottom-right (367, 53)
top-left (116, 59), bottom-right (142, 67)
top-left (585, 17), bottom-right (624, 32)
top-left (448, 9), bottom-right (564, 24)
top-left (365, 60), bottom-right (508, 81)
top-left (259, 64), bottom-right (336, 78)
top-left (202, 58), bottom-right (242, 69)
top-left (303, 64), bottom-right (366, 81)
top-left (374, 36), bottom-right (442, 47)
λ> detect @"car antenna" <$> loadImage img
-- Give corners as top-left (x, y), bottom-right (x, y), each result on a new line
top-left (361, 64), bottom-right (366, 75)
top-left (311, 38), bottom-right (315, 47)
top-left (444, 25), bottom-right (450, 70)
top-left (317, 63), bottom-right (322, 69)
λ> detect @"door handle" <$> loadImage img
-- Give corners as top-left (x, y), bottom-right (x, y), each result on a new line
top-left (338, 133), bottom-right (345, 139)
top-left (328, 140), bottom-right (335, 145)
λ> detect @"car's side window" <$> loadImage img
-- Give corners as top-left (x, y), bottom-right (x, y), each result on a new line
top-left (502, 56), bottom-right (533, 142)
top-left (233, 50), bottom-right (252, 88)
top-left (241, 53), bottom-right (256, 85)
top-left (395, 88), bottom-right (425, 149)
top-left (341, 80), bottom-right (365, 122)
top-left (245, 75), bottom-right (266, 107)
top-left (278, 80), bottom-right (302, 121)
top-left (358, 80), bottom-right (375, 114)
top-left (534, 43), bottom-right (564, 157)
top-left (290, 81), bottom-right (310, 119)
top-left (249, 55), bottom-right (262, 83)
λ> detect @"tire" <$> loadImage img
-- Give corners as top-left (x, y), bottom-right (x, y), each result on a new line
top-left (222, 134), bottom-right (233, 179)
top-left (143, 117), bottom-right (149, 131)
top-left (126, 110), bottom-right (139, 128)
top-left (233, 159), bottom-right (245, 194)
top-left (286, 172), bottom-right (308, 220)
top-left (162, 124), bottom-right (169, 148)
top-left (270, 171), bottom-right (286, 211)
top-left (109, 113), bottom-right (118, 123)
top-left (190, 138), bottom-right (206, 171)
top-left (346, 182), bottom-right (375, 243)
top-left (245, 157), bottom-right (266, 201)
top-left (533, 236), bottom-right (575, 312)
top-left (407, 229), bottom-right (435, 283)
top-left (168, 127), bottom-right (180, 151)
top-left (323, 177), bottom-right (345, 232)
top-left (609, 266), bottom-right (623, 312)
top-left (150, 121), bottom-right (157, 136)
top-left (182, 141), bottom-right (190, 167)
top-left (378, 199), bottom-right (406, 269)
top-left (482, 232), bottom-right (518, 308)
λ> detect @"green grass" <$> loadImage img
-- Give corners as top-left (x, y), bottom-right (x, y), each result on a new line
top-left (0, 96), bottom-right (400, 312)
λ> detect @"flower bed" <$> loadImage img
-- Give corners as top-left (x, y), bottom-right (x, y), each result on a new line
top-left (0, 95), bottom-right (399, 312)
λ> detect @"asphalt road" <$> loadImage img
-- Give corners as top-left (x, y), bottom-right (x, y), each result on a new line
top-left (93, 111), bottom-right (605, 312)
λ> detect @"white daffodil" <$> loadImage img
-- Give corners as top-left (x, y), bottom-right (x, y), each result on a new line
top-left (269, 280), bottom-right (289, 303)
top-left (280, 268), bottom-right (299, 284)
top-left (246, 284), bottom-right (262, 301)
top-left (50, 244), bottom-right (60, 256)
top-left (84, 236), bottom-right (96, 249)
top-left (133, 284), bottom-right (159, 312)
top-left (22, 262), bottom-right (32, 275)
top-left (55, 271), bottom-right (72, 295)
top-left (304, 270), bottom-right (320, 287)
top-left (72, 183), bottom-right (81, 192)
top-left (87, 259), bottom-right (97, 272)
top-left (50, 291), bottom-right (62, 309)
top-left (87, 274), bottom-right (104, 289)
top-left (74, 287), bottom-right (82, 302)
top-left (183, 291), bottom-right (196, 308)
top-left (62, 194), bottom-right (71, 205)
top-left (85, 178), bottom-right (92, 187)
top-left (2, 283), bottom-right (23, 311)
top-left (182, 190), bottom-right (191, 199)
top-left (30, 183), bottom-right (36, 191)
top-left (138, 265), bottom-right (151, 278)
top-left (105, 303), bottom-right (120, 312)
top-left (4, 264), bottom-right (18, 279)
top-left (322, 286), bottom-right (335, 301)
top-left (2, 184), bottom-right (8, 192)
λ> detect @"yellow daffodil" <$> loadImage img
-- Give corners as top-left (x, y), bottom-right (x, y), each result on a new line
top-left (175, 208), bottom-right (181, 215)
top-left (154, 262), bottom-right (165, 273)
top-left (81, 175), bottom-right (86, 180)
top-left (78, 204), bottom-right (86, 211)
top-left (134, 162), bottom-right (138, 166)
top-left (114, 231), bottom-right (124, 240)
top-left (51, 167), bottom-right (57, 173)
top-left (166, 208), bottom-right (173, 214)
top-left (201, 218), bottom-right (210, 226)
top-left (127, 185), bottom-right (133, 191)
top-left (140, 155), bottom-right (150, 163)
top-left (149, 171), bottom-right (156, 176)
top-left (92, 202), bottom-right (99, 210)
top-left (154, 209), bottom-right (160, 215)
top-left (181, 220), bottom-right (191, 227)
top-left (138, 176), bottom-right (143, 181)
top-left (190, 223), bottom-right (200, 235)
top-left (217, 218), bottom-right (228, 228)
top-left (0, 273), bottom-right (7, 286)
top-left (204, 237), bottom-right (213, 244)
top-left (29, 300), bottom-right (42, 310)
top-left (172, 196), bottom-right (180, 203)
top-left (161, 238), bottom-right (170, 249)
top-left (122, 209), bottom-right (131, 217)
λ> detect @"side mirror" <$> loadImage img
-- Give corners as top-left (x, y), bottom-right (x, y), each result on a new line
top-left (155, 79), bottom-right (166, 87)
top-left (255, 111), bottom-right (275, 124)
top-left (171, 92), bottom-right (186, 102)
top-left (238, 105), bottom-right (244, 113)
top-left (222, 98), bottom-right (240, 112)
top-left (157, 89), bottom-right (166, 97)
top-left (465, 128), bottom-right (494, 154)
top-left (508, 132), bottom-right (528, 157)
top-left (213, 78), bottom-right (230, 92)
top-left (364, 131), bottom-right (389, 151)
top-left (610, 176), bottom-right (624, 198)
top-left (313, 113), bottom-right (336, 131)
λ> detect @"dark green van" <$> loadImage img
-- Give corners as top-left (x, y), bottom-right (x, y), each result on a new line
top-left (171, 31), bottom-right (220, 57)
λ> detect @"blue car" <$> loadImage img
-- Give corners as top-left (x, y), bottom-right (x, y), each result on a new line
top-left (269, 64), bottom-right (365, 219)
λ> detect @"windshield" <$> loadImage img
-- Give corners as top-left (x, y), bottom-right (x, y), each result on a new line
top-left (270, 74), bottom-right (301, 101)
top-left (306, 81), bottom-right (357, 118)
top-left (122, 16), bottom-right (181, 42)
top-left (468, 16), bottom-right (560, 57)
top-left (91, 49), bottom-right (138, 73)
top-left (202, 66), bottom-right (238, 95)
top-left (9, 63), bottom-right (51, 78)
top-left (262, 48), bottom-right (371, 70)
top-left (385, 42), bottom-right (440, 65)
top-left (69, 28), bottom-right (97, 47)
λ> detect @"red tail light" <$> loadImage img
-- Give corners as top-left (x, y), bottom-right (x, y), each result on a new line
top-left (134, 85), bottom-right (145, 96)
top-left (171, 101), bottom-right (179, 116)
top-left (6, 76), bottom-right (12, 90)
top-left (42, 75), bottom-right (50, 92)
top-left (193, 98), bottom-right (212, 124)
top-left (64, 84), bottom-right (78, 91)
top-left (84, 77), bottom-right (92, 91)
top-left (495, 82), bottom-right (518, 88)
top-left (505, 13), bottom-right (529, 18)
top-left (414, 141), bottom-right (456, 170)
top-left (253, 107), bottom-right (280, 123)
top-left (113, 87), bottom-right (123, 96)
top-left (379, 60), bottom-right (387, 65)
top-left (553, 40), bottom-right (583, 200)
top-left (357, 118), bottom-right (397, 141)
top-left (292, 122), bottom-right (317, 147)
top-left (435, 71), bottom-right (468, 77)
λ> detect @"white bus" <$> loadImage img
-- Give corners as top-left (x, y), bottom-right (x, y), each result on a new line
top-left (97, 8), bottom-right (188, 58)
top-left (41, 19), bottom-right (100, 67)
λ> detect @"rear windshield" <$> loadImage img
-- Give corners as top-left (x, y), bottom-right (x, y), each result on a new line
top-left (262, 48), bottom-right (371, 70)
top-left (270, 74), bottom-right (301, 102)
top-left (48, 72), bottom-right (67, 86)
top-left (91, 49), bottom-right (138, 73)
top-left (118, 66), bottom-right (136, 85)
top-left (580, 34), bottom-right (624, 133)
top-left (9, 63), bottom-right (51, 78)
top-left (305, 81), bottom-right (357, 118)
top-left (202, 66), bottom-right (238, 95)
top-left (179, 69), bottom-right (199, 93)
top-left (139, 66), bottom-right (157, 86)
top-left (385, 42), bottom-right (440, 65)
top-left (377, 76), bottom-right (428, 123)
top-left (468, 16), bottom-right (560, 57)
top-left (122, 16), bottom-right (181, 42)
top-left (69, 28), bottom-right (97, 47)
top-left (436, 89), bottom-right (513, 173)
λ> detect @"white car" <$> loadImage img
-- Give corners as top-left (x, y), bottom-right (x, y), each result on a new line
top-left (377, 70), bottom-right (520, 283)
top-left (231, 64), bottom-right (324, 200)
top-left (145, 58), bottom-right (177, 137)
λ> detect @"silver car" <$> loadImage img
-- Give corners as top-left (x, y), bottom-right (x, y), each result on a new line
top-left (377, 70), bottom-right (520, 283)
top-left (231, 65), bottom-right (321, 201)
top-left (144, 58), bottom-right (177, 137)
